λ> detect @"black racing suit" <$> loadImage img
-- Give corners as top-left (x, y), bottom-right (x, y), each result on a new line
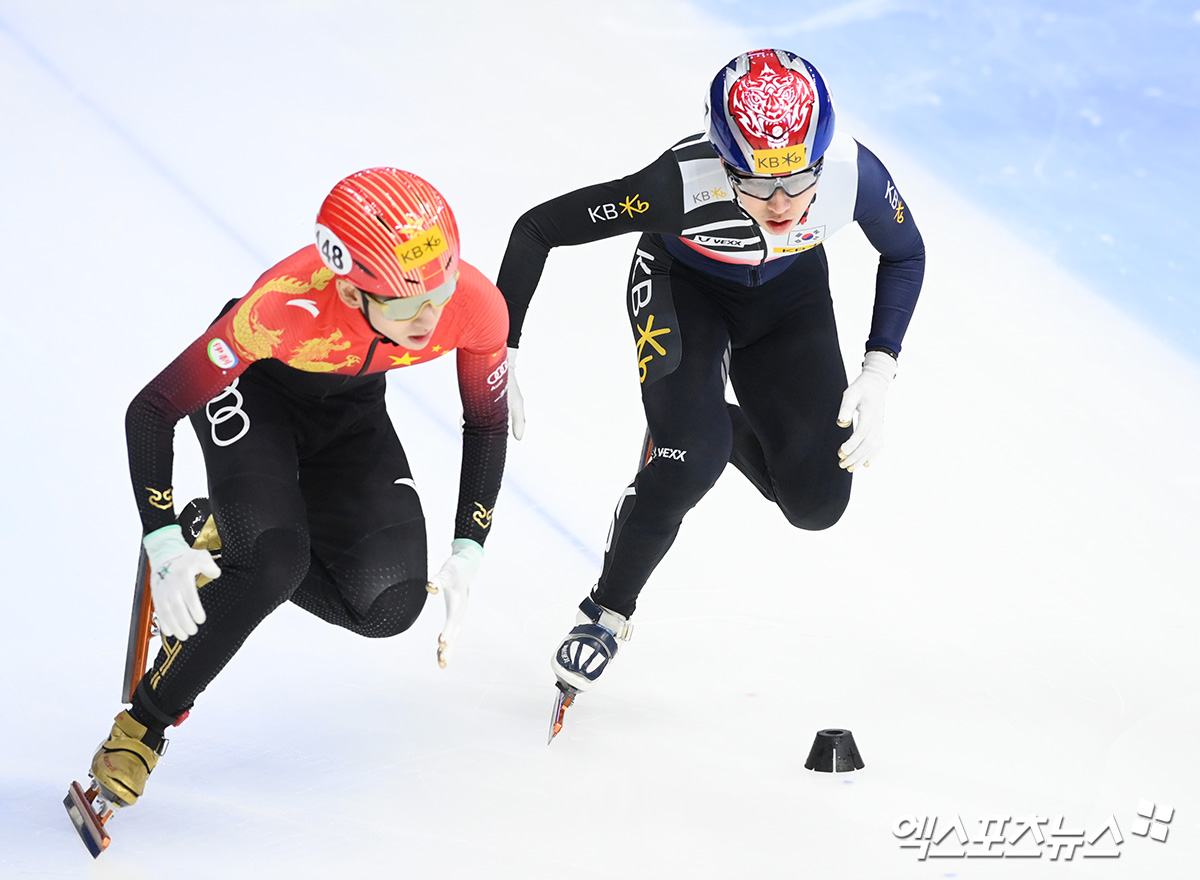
top-left (496, 131), bottom-right (924, 616)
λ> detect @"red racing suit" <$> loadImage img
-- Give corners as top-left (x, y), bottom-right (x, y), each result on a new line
top-left (126, 244), bottom-right (509, 547)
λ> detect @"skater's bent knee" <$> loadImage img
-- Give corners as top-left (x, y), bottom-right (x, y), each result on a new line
top-left (644, 448), bottom-right (726, 502)
top-left (358, 579), bottom-right (429, 638)
top-left (779, 491), bottom-right (850, 531)
top-left (245, 527), bottom-right (311, 593)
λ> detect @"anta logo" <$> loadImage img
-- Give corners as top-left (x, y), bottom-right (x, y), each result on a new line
top-left (146, 487), bottom-right (173, 510)
top-left (285, 298), bottom-right (320, 317)
top-left (652, 446), bottom-right (688, 461)
top-left (472, 502), bottom-right (493, 529)
top-left (486, 361), bottom-right (509, 387)
top-left (885, 181), bottom-right (905, 223)
top-left (588, 195), bottom-right (650, 223)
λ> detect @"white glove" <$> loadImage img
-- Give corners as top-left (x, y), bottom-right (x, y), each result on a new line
top-left (426, 538), bottom-right (484, 668)
top-left (506, 347), bottom-right (525, 440)
top-left (836, 350), bottom-right (897, 472)
top-left (143, 524), bottom-right (221, 641)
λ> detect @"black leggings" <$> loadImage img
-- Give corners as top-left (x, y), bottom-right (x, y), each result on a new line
top-left (133, 361), bottom-right (428, 725)
top-left (594, 236), bottom-right (852, 617)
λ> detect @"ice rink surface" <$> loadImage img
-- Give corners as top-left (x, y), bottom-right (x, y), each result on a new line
top-left (1, 2), bottom-right (1198, 878)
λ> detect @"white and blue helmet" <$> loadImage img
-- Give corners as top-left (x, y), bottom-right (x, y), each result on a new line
top-left (705, 49), bottom-right (836, 175)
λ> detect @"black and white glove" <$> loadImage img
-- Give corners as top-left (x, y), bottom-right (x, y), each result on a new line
top-left (143, 524), bottom-right (221, 641)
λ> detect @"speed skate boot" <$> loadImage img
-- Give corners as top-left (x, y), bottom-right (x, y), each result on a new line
top-left (548, 596), bottom-right (633, 742)
top-left (90, 710), bottom-right (167, 807)
top-left (553, 596), bottom-right (634, 692)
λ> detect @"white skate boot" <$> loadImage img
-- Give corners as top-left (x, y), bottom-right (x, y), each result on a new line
top-left (548, 596), bottom-right (633, 742)
top-left (553, 596), bottom-right (633, 692)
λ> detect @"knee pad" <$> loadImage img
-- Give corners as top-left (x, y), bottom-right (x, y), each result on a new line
top-left (356, 579), bottom-right (429, 639)
top-left (640, 443), bottom-right (727, 510)
top-left (210, 526), bottom-right (310, 618)
top-left (778, 481), bottom-right (851, 531)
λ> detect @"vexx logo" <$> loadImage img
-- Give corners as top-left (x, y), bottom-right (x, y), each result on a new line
top-left (652, 446), bottom-right (688, 461)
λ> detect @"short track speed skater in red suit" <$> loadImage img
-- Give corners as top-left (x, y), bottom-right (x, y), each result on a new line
top-left (65, 168), bottom-right (510, 856)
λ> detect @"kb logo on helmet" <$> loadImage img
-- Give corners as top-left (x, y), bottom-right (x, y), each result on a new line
top-left (395, 226), bottom-right (448, 269)
top-left (753, 144), bottom-right (809, 173)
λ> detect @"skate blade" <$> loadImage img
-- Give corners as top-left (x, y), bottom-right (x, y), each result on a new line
top-left (64, 780), bottom-right (112, 858)
top-left (548, 682), bottom-right (578, 744)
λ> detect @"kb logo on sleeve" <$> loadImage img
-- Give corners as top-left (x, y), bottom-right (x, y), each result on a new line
top-left (588, 194), bottom-right (650, 223)
top-left (885, 181), bottom-right (905, 223)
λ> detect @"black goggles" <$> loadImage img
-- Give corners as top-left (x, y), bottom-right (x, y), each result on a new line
top-left (726, 158), bottom-right (823, 200)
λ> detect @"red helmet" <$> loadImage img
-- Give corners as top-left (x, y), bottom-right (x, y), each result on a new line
top-left (314, 168), bottom-right (460, 300)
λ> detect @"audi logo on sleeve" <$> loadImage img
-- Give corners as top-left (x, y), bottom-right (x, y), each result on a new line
top-left (205, 380), bottom-right (251, 447)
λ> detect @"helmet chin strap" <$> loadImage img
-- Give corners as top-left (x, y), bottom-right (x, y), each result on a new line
top-left (800, 193), bottom-right (816, 225)
top-left (359, 299), bottom-right (398, 346)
